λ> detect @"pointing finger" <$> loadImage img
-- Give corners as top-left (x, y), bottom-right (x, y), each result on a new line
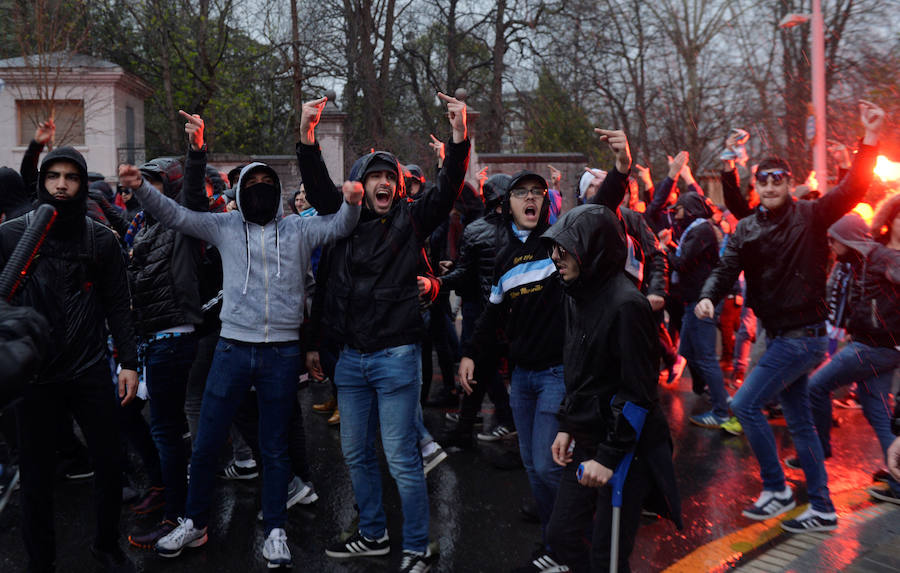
top-left (436, 92), bottom-right (458, 104)
top-left (430, 134), bottom-right (441, 143)
top-left (305, 96), bottom-right (328, 108)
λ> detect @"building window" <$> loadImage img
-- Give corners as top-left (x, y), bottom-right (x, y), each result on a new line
top-left (17, 100), bottom-right (85, 146)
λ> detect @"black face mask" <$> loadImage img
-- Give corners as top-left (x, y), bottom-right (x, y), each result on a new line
top-left (240, 182), bottom-right (280, 226)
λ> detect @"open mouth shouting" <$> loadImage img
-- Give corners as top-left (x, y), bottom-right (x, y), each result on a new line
top-left (523, 203), bottom-right (538, 222)
top-left (374, 187), bottom-right (393, 209)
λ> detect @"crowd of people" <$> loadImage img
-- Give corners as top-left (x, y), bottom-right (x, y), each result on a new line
top-left (0, 92), bottom-right (898, 573)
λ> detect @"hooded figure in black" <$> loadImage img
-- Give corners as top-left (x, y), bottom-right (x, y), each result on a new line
top-left (0, 166), bottom-right (33, 221)
top-left (541, 204), bottom-right (682, 573)
top-left (0, 146), bottom-right (139, 571)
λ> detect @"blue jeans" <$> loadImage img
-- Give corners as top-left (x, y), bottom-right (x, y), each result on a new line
top-left (145, 333), bottom-right (198, 520)
top-left (809, 341), bottom-right (900, 494)
top-left (335, 343), bottom-right (429, 552)
top-left (185, 338), bottom-right (300, 533)
top-left (730, 333), bottom-right (835, 513)
top-left (680, 304), bottom-right (730, 418)
top-left (510, 365), bottom-right (566, 546)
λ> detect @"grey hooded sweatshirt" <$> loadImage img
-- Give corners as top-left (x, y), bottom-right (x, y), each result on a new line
top-left (131, 161), bottom-right (360, 343)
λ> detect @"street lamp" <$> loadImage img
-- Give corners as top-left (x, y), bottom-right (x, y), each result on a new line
top-left (779, 2), bottom-right (827, 193)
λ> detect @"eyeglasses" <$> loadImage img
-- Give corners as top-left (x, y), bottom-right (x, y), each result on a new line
top-left (510, 187), bottom-right (548, 199)
top-left (755, 169), bottom-right (790, 186)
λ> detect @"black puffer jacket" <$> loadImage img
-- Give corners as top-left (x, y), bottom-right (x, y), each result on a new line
top-left (700, 143), bottom-right (877, 332)
top-left (541, 204), bottom-right (681, 528)
top-left (668, 192), bottom-right (718, 303)
top-left (439, 211), bottom-right (507, 303)
top-left (297, 138), bottom-right (470, 352)
top-left (0, 147), bottom-right (138, 383)
top-left (0, 301), bottom-right (49, 408)
top-left (130, 149), bottom-right (207, 336)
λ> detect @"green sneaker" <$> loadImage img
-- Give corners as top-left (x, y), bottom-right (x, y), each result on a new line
top-left (721, 416), bottom-right (743, 435)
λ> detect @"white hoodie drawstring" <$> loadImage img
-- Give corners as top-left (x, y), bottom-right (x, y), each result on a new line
top-left (275, 224), bottom-right (281, 277)
top-left (242, 223), bottom-right (251, 295)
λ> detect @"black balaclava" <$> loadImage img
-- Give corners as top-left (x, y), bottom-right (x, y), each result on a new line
top-left (37, 147), bottom-right (89, 238)
top-left (238, 164), bottom-right (281, 226)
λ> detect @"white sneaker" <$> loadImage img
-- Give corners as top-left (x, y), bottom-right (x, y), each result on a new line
top-left (155, 517), bottom-right (208, 557)
top-left (262, 527), bottom-right (293, 568)
top-left (742, 487), bottom-right (796, 520)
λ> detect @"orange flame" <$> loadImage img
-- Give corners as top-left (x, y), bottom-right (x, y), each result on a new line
top-left (874, 156), bottom-right (900, 182)
top-left (852, 202), bottom-right (874, 225)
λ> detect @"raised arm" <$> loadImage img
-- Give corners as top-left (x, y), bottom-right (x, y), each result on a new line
top-left (20, 119), bottom-right (55, 196)
top-left (296, 97), bottom-right (344, 215)
top-left (409, 92), bottom-right (471, 240)
top-left (180, 110), bottom-right (211, 213)
top-left (588, 128), bottom-right (632, 210)
top-left (721, 168), bottom-right (753, 219)
top-left (813, 100), bottom-right (883, 229)
top-left (292, 181), bottom-right (362, 247)
top-left (119, 165), bottom-right (223, 245)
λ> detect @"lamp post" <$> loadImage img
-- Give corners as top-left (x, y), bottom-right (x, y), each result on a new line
top-left (780, 0), bottom-right (827, 193)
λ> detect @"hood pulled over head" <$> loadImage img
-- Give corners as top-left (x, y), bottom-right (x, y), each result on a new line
top-left (675, 191), bottom-right (713, 224)
top-left (38, 146), bottom-right (89, 232)
top-left (0, 166), bottom-right (30, 219)
top-left (352, 150), bottom-right (405, 210)
top-left (541, 204), bottom-right (626, 289)
top-left (139, 157), bottom-right (184, 200)
top-left (483, 173), bottom-right (511, 211)
top-left (235, 162), bottom-right (282, 226)
top-left (828, 212), bottom-right (875, 259)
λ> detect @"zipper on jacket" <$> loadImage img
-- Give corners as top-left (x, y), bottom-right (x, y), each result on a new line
top-left (262, 226), bottom-right (270, 342)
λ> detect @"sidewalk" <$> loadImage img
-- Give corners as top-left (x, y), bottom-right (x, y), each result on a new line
top-left (663, 486), bottom-right (900, 572)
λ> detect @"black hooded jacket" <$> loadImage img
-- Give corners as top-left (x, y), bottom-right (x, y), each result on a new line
top-left (0, 147), bottom-right (138, 382)
top-left (296, 138), bottom-right (470, 352)
top-left (700, 143), bottom-right (878, 333)
top-left (668, 192), bottom-right (718, 302)
top-left (541, 204), bottom-right (682, 528)
top-left (129, 150), bottom-right (207, 336)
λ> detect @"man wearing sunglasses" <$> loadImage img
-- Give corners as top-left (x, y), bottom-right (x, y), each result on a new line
top-left (695, 100), bottom-right (885, 533)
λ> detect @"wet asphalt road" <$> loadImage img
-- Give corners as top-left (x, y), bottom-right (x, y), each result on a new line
top-left (0, 367), bottom-right (891, 572)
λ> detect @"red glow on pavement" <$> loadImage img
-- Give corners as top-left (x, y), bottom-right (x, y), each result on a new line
top-left (874, 155), bottom-right (900, 182)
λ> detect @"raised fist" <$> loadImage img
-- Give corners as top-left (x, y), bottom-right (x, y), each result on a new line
top-left (118, 164), bottom-right (143, 190)
top-left (342, 180), bottom-right (363, 205)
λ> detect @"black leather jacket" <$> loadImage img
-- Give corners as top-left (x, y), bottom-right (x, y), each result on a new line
top-left (297, 138), bottom-right (470, 352)
top-left (700, 143), bottom-right (878, 332)
top-left (439, 211), bottom-right (507, 304)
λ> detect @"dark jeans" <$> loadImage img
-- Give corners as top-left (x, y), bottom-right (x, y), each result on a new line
top-left (546, 440), bottom-right (652, 573)
top-left (233, 389), bottom-right (310, 482)
top-left (185, 330), bottom-right (219, 442)
top-left (17, 360), bottom-right (122, 572)
top-left (118, 397), bottom-right (163, 488)
top-left (185, 338), bottom-right (300, 534)
top-left (421, 300), bottom-right (460, 402)
top-left (458, 300), bottom-right (513, 429)
top-left (680, 303), bottom-right (729, 418)
top-left (145, 333), bottom-right (198, 520)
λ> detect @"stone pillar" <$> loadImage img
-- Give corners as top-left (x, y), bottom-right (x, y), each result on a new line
top-left (317, 89), bottom-right (347, 181)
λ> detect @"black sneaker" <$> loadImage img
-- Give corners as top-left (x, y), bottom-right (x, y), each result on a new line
top-left (783, 457), bottom-right (801, 470)
top-left (399, 547), bottom-right (434, 573)
top-left (443, 412), bottom-right (483, 427)
top-left (421, 443), bottom-right (447, 476)
top-left (872, 468), bottom-right (890, 483)
top-left (324, 530), bottom-right (390, 558)
top-left (510, 551), bottom-right (570, 572)
top-left (477, 424), bottom-right (517, 442)
top-left (867, 485), bottom-right (900, 505)
top-left (217, 459), bottom-right (259, 480)
top-left (781, 508), bottom-right (838, 533)
top-left (742, 488), bottom-right (795, 520)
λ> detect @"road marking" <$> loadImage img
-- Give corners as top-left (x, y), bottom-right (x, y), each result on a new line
top-left (663, 488), bottom-right (891, 572)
